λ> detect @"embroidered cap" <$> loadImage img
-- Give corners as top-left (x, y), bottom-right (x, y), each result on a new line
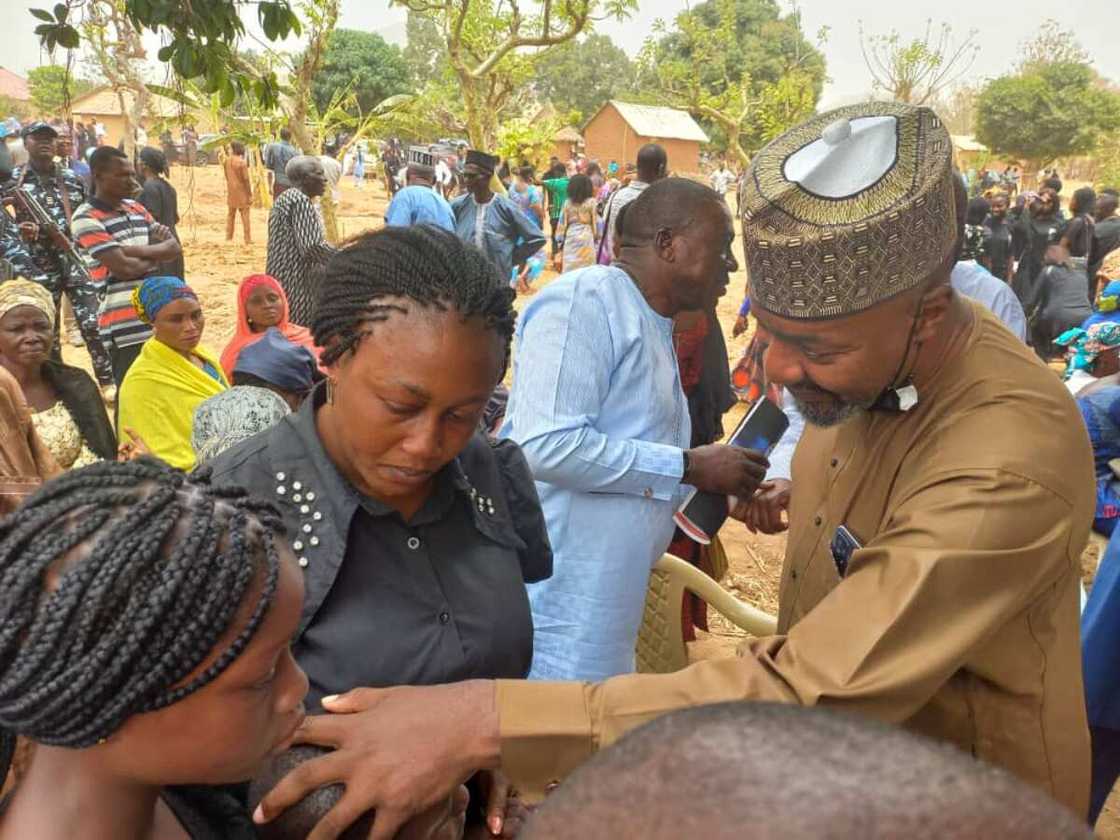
top-left (408, 146), bottom-right (435, 168)
top-left (741, 102), bottom-right (956, 321)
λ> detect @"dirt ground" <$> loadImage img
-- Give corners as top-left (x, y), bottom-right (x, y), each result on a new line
top-left (59, 164), bottom-right (1114, 835)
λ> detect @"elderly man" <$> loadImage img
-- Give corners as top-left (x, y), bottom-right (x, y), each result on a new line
top-left (451, 150), bottom-right (545, 279)
top-left (384, 147), bottom-right (455, 232)
top-left (265, 155), bottom-right (336, 325)
top-left (500, 178), bottom-right (767, 681)
top-left (252, 103), bottom-right (1095, 838)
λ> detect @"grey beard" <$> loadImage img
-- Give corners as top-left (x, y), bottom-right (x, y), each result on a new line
top-left (791, 393), bottom-right (874, 428)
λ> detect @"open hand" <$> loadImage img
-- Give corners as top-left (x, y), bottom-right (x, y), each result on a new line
top-left (253, 682), bottom-right (499, 840)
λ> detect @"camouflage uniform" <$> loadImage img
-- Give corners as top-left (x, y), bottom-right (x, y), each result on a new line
top-left (3, 163), bottom-right (113, 386)
top-left (0, 210), bottom-right (47, 283)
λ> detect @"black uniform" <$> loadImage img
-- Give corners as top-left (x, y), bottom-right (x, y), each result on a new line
top-left (208, 385), bottom-right (553, 708)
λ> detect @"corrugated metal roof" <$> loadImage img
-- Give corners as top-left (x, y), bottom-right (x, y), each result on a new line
top-left (69, 86), bottom-right (183, 118)
top-left (594, 100), bottom-right (710, 143)
top-left (0, 67), bottom-right (30, 101)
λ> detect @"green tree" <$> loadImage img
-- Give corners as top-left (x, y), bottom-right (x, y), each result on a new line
top-left (533, 34), bottom-right (635, 122)
top-left (310, 29), bottom-right (412, 115)
top-left (402, 10), bottom-right (446, 85)
top-left (27, 65), bottom-right (95, 115)
top-left (31, 0), bottom-right (299, 110)
top-left (392, 0), bottom-right (636, 149)
top-left (974, 61), bottom-right (1120, 181)
top-left (858, 20), bottom-right (979, 105)
top-left (640, 0), bottom-right (826, 166)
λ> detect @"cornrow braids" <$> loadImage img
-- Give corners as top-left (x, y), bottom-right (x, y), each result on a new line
top-left (312, 225), bottom-right (517, 368)
top-left (0, 458), bottom-right (284, 781)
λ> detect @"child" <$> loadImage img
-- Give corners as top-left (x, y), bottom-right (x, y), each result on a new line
top-left (0, 459), bottom-right (308, 839)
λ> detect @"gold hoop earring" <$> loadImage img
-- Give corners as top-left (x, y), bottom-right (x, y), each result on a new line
top-left (326, 379), bottom-right (335, 405)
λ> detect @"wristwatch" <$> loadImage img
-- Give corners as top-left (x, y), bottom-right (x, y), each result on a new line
top-left (681, 449), bottom-right (691, 481)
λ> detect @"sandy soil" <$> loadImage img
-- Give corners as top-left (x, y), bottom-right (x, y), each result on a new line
top-left (59, 164), bottom-right (1114, 835)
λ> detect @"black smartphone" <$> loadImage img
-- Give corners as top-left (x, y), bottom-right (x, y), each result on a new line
top-left (674, 398), bottom-right (790, 545)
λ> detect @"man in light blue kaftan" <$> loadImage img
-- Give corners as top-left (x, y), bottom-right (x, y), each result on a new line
top-left (451, 150), bottom-right (546, 281)
top-left (384, 147), bottom-right (455, 232)
top-left (501, 178), bottom-right (768, 681)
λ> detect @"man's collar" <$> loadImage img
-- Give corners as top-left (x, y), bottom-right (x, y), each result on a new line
top-left (89, 195), bottom-right (124, 212)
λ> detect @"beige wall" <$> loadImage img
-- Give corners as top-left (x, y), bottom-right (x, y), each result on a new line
top-left (582, 104), bottom-right (701, 174)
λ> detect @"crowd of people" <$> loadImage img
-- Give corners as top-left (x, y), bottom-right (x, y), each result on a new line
top-left (0, 97), bottom-right (1119, 840)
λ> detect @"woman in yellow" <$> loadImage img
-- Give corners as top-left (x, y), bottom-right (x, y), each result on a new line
top-left (118, 276), bottom-right (228, 470)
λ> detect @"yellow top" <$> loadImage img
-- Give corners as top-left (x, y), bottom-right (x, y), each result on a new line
top-left (118, 338), bottom-right (229, 471)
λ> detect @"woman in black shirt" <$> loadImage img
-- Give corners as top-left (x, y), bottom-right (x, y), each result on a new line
top-left (983, 192), bottom-right (1014, 281)
top-left (1013, 188), bottom-right (1064, 314)
top-left (208, 226), bottom-right (552, 708)
top-left (137, 146), bottom-right (185, 279)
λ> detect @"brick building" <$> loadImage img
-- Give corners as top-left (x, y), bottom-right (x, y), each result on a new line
top-left (582, 100), bottom-right (709, 174)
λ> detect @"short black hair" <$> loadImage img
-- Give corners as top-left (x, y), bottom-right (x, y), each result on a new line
top-left (1098, 192), bottom-right (1119, 217)
top-left (966, 196), bottom-right (990, 226)
top-left (622, 177), bottom-right (724, 245)
top-left (249, 746), bottom-right (373, 840)
top-left (567, 174), bottom-right (593, 204)
top-left (636, 143), bottom-right (667, 177)
top-left (523, 703), bottom-right (1093, 840)
top-left (279, 127), bottom-right (292, 142)
top-left (1043, 175), bottom-right (1063, 194)
top-left (89, 145), bottom-right (128, 177)
top-left (311, 225), bottom-right (517, 370)
top-left (230, 140), bottom-right (245, 155)
top-left (0, 459), bottom-right (283, 780)
top-left (1071, 186), bottom-right (1097, 216)
top-left (139, 146), bottom-right (168, 176)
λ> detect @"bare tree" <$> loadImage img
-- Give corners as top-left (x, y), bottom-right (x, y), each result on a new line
top-left (859, 19), bottom-right (980, 106)
top-left (83, 0), bottom-right (150, 157)
top-left (928, 83), bottom-right (980, 135)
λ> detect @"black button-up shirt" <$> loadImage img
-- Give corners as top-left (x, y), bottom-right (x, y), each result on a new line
top-left (208, 386), bottom-right (552, 708)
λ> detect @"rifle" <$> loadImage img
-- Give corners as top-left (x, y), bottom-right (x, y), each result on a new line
top-left (8, 185), bottom-right (96, 286)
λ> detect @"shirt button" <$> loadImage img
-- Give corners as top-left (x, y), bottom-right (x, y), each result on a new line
top-left (438, 610), bottom-right (450, 625)
top-left (830, 458), bottom-right (838, 467)
top-left (791, 569), bottom-right (798, 579)
top-left (407, 536), bottom-right (421, 550)
top-left (813, 516), bottom-right (822, 526)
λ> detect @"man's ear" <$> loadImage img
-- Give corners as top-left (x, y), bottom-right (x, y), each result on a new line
top-left (654, 229), bottom-right (675, 262)
top-left (915, 282), bottom-right (953, 344)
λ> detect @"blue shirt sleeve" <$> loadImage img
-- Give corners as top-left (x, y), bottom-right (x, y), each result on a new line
top-left (504, 281), bottom-right (685, 500)
top-left (384, 191), bottom-right (412, 227)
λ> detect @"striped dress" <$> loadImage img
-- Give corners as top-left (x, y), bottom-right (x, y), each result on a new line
top-left (71, 197), bottom-right (158, 352)
top-left (265, 189), bottom-right (337, 325)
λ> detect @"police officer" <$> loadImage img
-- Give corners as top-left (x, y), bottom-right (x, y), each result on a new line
top-left (3, 122), bottom-right (114, 395)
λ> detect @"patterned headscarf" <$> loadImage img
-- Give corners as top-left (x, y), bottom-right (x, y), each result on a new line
top-left (191, 386), bottom-right (290, 462)
top-left (0, 280), bottom-right (55, 329)
top-left (1056, 322), bottom-right (1120, 377)
top-left (131, 276), bottom-right (198, 324)
top-left (1098, 280), bottom-right (1120, 314)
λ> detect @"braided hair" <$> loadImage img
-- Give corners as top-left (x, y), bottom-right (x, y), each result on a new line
top-left (0, 458), bottom-right (284, 782)
top-left (312, 225), bottom-right (517, 369)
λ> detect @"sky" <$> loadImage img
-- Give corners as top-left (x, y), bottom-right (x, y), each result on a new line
top-left (7, 0), bottom-right (1119, 111)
